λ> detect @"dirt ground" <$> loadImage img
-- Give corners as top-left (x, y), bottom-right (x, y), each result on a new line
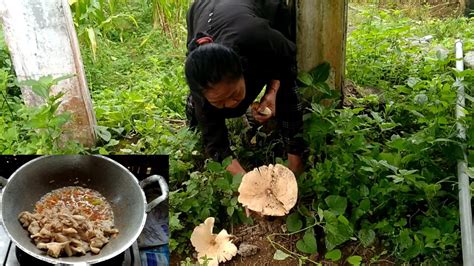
top-left (170, 216), bottom-right (395, 266)
top-left (170, 217), bottom-right (303, 266)
top-left (224, 217), bottom-right (301, 266)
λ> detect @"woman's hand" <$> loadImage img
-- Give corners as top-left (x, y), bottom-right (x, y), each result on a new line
top-left (252, 80), bottom-right (280, 123)
top-left (226, 159), bottom-right (246, 176)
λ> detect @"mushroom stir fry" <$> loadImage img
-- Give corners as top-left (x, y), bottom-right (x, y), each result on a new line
top-left (18, 186), bottom-right (119, 258)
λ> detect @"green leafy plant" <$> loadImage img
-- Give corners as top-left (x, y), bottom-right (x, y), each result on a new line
top-left (69, 0), bottom-right (138, 60)
top-left (0, 75), bottom-right (85, 154)
top-left (169, 158), bottom-right (250, 253)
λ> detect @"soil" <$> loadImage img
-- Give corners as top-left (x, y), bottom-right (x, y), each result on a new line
top-left (170, 215), bottom-right (395, 265)
top-left (224, 217), bottom-right (301, 266)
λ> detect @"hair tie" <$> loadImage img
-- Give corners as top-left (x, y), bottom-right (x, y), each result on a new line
top-left (187, 32), bottom-right (214, 54)
top-left (196, 36), bottom-right (213, 46)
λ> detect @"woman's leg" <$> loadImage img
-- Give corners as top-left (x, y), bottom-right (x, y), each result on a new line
top-left (275, 80), bottom-right (304, 156)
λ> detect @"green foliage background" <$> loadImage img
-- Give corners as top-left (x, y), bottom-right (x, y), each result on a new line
top-left (0, 2), bottom-right (473, 264)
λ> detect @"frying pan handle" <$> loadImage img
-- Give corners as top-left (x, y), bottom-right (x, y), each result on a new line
top-left (139, 175), bottom-right (169, 213)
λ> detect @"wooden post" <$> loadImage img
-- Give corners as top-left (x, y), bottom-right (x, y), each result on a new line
top-left (295, 0), bottom-right (349, 93)
top-left (0, 0), bottom-right (96, 147)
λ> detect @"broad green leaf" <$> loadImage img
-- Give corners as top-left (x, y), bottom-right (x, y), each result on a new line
top-left (20, 80), bottom-right (49, 99)
top-left (325, 195), bottom-right (347, 215)
top-left (94, 126), bottom-right (112, 142)
top-left (406, 77), bottom-right (421, 88)
top-left (311, 62), bottom-right (331, 83)
top-left (98, 147), bottom-right (108, 155)
top-left (359, 198), bottom-right (370, 212)
top-left (214, 178), bottom-right (230, 189)
top-left (325, 249), bottom-right (341, 261)
top-left (317, 207), bottom-right (324, 222)
top-left (226, 206), bottom-right (234, 216)
top-left (273, 249), bottom-right (290, 260)
top-left (232, 173), bottom-right (243, 185)
top-left (399, 229), bottom-right (413, 249)
top-left (222, 156), bottom-right (232, 167)
top-left (421, 227), bottom-right (440, 242)
top-left (207, 161), bottom-right (222, 172)
top-left (287, 212), bottom-right (303, 232)
top-left (467, 167), bottom-right (474, 178)
top-left (338, 215), bottom-right (350, 225)
top-left (347, 255), bottom-right (362, 266)
top-left (297, 72), bottom-right (313, 86)
top-left (324, 211), bottom-right (353, 250)
top-left (394, 218), bottom-right (407, 227)
top-left (358, 228), bottom-right (375, 247)
top-left (360, 185), bottom-right (369, 197)
top-left (296, 229), bottom-right (317, 254)
top-left (169, 212), bottom-right (183, 230)
top-left (316, 82), bottom-right (332, 95)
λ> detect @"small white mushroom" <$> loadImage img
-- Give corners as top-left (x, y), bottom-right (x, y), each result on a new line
top-left (259, 107), bottom-right (272, 116)
top-left (62, 228), bottom-right (78, 235)
top-left (251, 102), bottom-right (272, 117)
top-left (18, 211), bottom-right (34, 227)
top-left (31, 227), bottom-right (52, 239)
top-left (190, 217), bottom-right (238, 266)
top-left (27, 221), bottom-right (41, 235)
top-left (90, 246), bottom-right (101, 254)
top-left (54, 233), bottom-right (69, 243)
top-left (63, 242), bottom-right (73, 257)
top-left (238, 164), bottom-right (298, 216)
top-left (37, 242), bottom-right (69, 258)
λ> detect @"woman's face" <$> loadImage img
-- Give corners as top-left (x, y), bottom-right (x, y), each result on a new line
top-left (204, 77), bottom-right (246, 109)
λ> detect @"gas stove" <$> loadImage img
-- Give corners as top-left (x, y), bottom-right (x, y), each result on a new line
top-left (0, 155), bottom-right (169, 266)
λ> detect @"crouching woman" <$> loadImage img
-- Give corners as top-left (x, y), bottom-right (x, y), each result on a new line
top-left (184, 0), bottom-right (304, 175)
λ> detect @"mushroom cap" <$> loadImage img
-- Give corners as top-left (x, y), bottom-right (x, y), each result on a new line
top-left (251, 103), bottom-right (272, 116)
top-left (190, 217), bottom-right (238, 265)
top-left (259, 107), bottom-right (272, 116)
top-left (238, 164), bottom-right (298, 216)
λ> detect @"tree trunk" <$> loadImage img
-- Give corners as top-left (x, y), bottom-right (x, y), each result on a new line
top-left (0, 0), bottom-right (96, 147)
top-left (295, 0), bottom-right (349, 93)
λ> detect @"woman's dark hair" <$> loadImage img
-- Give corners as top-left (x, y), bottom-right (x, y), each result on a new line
top-left (185, 42), bottom-right (242, 97)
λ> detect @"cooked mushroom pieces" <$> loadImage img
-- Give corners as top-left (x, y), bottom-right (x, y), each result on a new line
top-left (190, 217), bottom-right (238, 266)
top-left (18, 186), bottom-right (119, 258)
top-left (238, 164), bottom-right (298, 216)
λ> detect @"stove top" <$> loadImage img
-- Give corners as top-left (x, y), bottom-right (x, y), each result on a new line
top-left (0, 155), bottom-right (169, 266)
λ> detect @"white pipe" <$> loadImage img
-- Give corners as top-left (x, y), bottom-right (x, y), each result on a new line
top-left (455, 39), bottom-right (474, 266)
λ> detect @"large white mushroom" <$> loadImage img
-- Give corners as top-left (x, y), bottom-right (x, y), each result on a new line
top-left (238, 164), bottom-right (298, 216)
top-left (190, 217), bottom-right (238, 266)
